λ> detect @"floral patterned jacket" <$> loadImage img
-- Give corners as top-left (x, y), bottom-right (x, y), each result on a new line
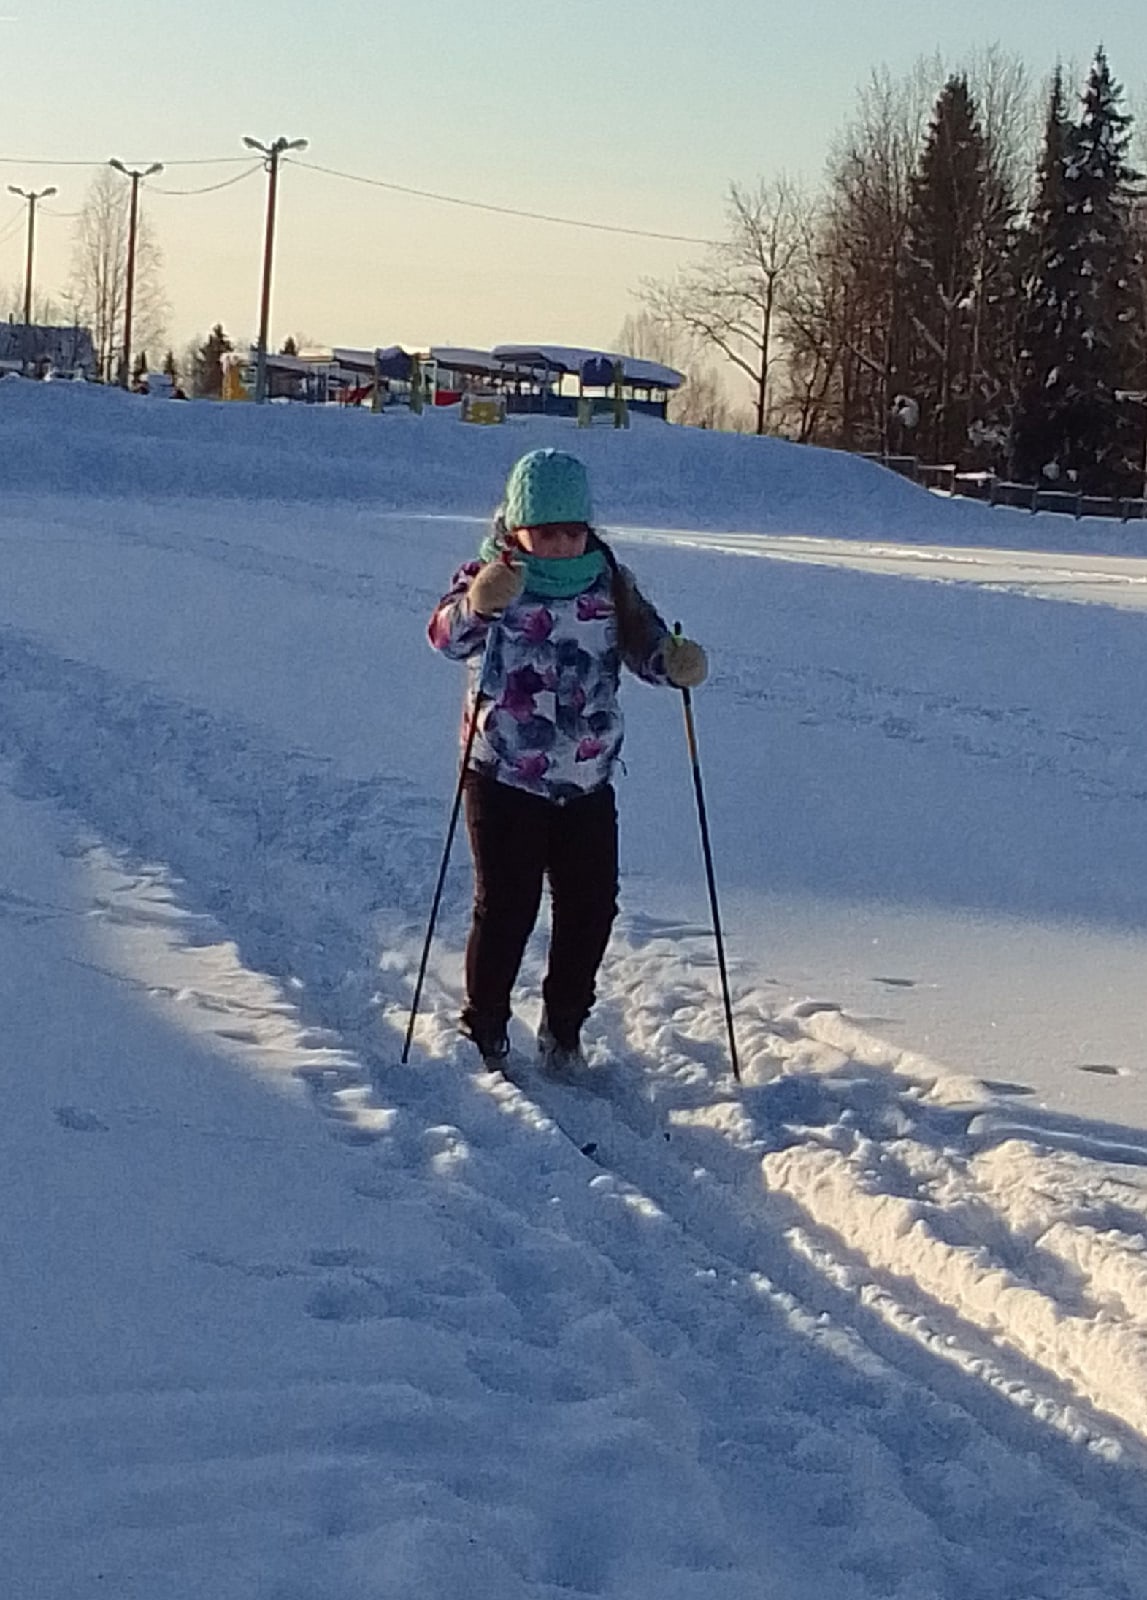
top-left (428, 535), bottom-right (672, 803)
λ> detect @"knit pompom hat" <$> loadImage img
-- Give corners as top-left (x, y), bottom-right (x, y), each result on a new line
top-left (501, 448), bottom-right (593, 530)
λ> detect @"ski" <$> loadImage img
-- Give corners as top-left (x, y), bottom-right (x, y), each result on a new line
top-left (491, 1046), bottom-right (660, 1161)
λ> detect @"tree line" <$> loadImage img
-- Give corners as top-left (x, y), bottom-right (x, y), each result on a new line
top-left (8, 48), bottom-right (1142, 487)
top-left (4, 168), bottom-right (169, 384)
top-left (637, 47), bottom-right (1147, 496)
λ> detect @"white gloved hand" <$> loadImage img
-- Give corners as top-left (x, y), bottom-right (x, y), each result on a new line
top-left (468, 556), bottom-right (525, 618)
top-left (664, 634), bottom-right (708, 688)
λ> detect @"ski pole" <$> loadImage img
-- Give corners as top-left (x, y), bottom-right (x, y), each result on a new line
top-left (401, 691), bottom-right (484, 1064)
top-left (674, 625), bottom-right (740, 1082)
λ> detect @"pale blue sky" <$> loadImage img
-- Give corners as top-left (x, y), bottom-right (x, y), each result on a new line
top-left (2, 1), bottom-right (1144, 359)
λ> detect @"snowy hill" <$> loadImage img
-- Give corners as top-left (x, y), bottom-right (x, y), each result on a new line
top-left (9, 372), bottom-right (1147, 552)
top-left (4, 379), bottom-right (1147, 1598)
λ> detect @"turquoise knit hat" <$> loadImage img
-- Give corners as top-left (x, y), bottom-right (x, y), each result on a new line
top-left (501, 448), bottom-right (593, 530)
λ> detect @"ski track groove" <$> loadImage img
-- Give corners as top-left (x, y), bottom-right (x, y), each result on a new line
top-left (717, 649), bottom-right (1147, 807)
top-left (485, 1008), bottom-right (1147, 1466)
top-left (3, 621), bottom-right (1147, 1596)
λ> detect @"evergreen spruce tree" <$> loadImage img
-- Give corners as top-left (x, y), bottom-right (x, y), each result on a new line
top-left (899, 76), bottom-right (1013, 465)
top-left (280, 334), bottom-right (299, 357)
top-left (1011, 70), bottom-right (1074, 486)
top-left (1130, 197), bottom-right (1147, 467)
top-left (1064, 48), bottom-right (1143, 493)
top-left (1012, 50), bottom-right (1143, 495)
top-left (192, 323), bottom-right (233, 399)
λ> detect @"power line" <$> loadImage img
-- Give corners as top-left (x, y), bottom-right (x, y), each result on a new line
top-left (0, 154), bottom-right (252, 169)
top-left (2, 166), bottom-right (261, 217)
top-left (287, 156), bottom-right (718, 246)
top-left (151, 165), bottom-right (263, 197)
top-left (0, 148), bottom-right (714, 244)
top-left (0, 156), bottom-right (101, 168)
top-left (135, 156), bottom-right (252, 168)
top-left (7, 170), bottom-right (260, 215)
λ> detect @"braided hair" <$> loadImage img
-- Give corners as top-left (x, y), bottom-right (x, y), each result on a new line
top-left (590, 531), bottom-right (658, 667)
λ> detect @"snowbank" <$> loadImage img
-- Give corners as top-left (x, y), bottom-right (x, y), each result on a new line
top-left (7, 375), bottom-right (1147, 553)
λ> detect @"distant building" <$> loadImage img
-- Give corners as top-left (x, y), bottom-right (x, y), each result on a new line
top-left (0, 321), bottom-right (97, 380)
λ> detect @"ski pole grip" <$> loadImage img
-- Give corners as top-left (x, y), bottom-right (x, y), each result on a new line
top-left (671, 621), bottom-right (691, 701)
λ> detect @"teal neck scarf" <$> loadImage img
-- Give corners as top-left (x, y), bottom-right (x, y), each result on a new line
top-left (479, 532), bottom-right (607, 599)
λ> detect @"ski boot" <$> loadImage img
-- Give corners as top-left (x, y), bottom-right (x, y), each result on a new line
top-left (537, 1012), bottom-right (586, 1078)
top-left (461, 1014), bottom-right (510, 1072)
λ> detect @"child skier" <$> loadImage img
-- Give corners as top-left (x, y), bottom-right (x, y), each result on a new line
top-left (428, 447), bottom-right (707, 1072)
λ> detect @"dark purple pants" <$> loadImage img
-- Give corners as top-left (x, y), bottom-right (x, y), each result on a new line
top-left (461, 772), bottom-right (619, 1045)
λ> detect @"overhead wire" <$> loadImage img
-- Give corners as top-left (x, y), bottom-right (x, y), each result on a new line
top-left (137, 156), bottom-right (252, 168)
top-left (1, 148), bottom-right (712, 245)
top-left (0, 155), bottom-right (104, 168)
top-left (150, 164), bottom-right (263, 197)
top-left (0, 147), bottom-right (714, 254)
top-left (0, 154), bottom-right (252, 168)
top-left (1, 165), bottom-right (260, 223)
top-left (0, 208), bottom-right (26, 246)
top-left (286, 155), bottom-right (718, 246)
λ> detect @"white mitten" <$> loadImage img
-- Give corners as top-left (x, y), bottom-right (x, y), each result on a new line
top-left (664, 635), bottom-right (708, 688)
top-left (468, 557), bottom-right (525, 617)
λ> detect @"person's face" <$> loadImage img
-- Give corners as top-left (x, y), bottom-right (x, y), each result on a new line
top-left (513, 522), bottom-right (589, 559)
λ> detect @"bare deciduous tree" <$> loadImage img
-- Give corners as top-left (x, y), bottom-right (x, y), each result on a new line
top-left (615, 310), bottom-right (734, 430)
top-left (673, 366), bottom-right (737, 431)
top-left (968, 44), bottom-right (1039, 204)
top-left (641, 177), bottom-right (805, 434)
top-left (2, 283), bottom-right (67, 324)
top-left (821, 63), bottom-right (937, 450)
top-left (69, 170), bottom-right (166, 383)
top-left (755, 193), bottom-right (854, 443)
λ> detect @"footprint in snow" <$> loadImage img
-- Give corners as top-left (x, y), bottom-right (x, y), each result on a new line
top-left (308, 1246), bottom-right (373, 1269)
top-left (784, 999), bottom-right (844, 1019)
top-left (353, 1178), bottom-right (395, 1202)
top-left (54, 1105), bottom-right (109, 1133)
top-left (305, 1282), bottom-right (380, 1323)
top-left (880, 715), bottom-right (924, 742)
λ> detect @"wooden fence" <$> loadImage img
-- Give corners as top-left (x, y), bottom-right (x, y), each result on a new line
top-left (860, 453), bottom-right (1147, 523)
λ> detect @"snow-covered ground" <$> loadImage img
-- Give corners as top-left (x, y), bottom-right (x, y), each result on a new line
top-left (4, 378), bottom-right (1147, 1598)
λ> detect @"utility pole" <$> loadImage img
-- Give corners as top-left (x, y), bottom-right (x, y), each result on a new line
top-left (243, 134), bottom-right (308, 404)
top-left (109, 159), bottom-right (163, 388)
top-left (6, 184), bottom-right (57, 374)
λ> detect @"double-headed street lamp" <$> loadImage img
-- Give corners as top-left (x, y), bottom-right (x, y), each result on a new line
top-left (6, 184), bottom-right (57, 373)
top-left (109, 158), bottom-right (163, 387)
top-left (243, 135), bottom-right (308, 403)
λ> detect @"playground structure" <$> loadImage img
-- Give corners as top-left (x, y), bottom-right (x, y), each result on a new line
top-left (219, 341), bottom-right (684, 420)
top-left (440, 344), bottom-right (682, 421)
top-left (460, 392), bottom-right (507, 426)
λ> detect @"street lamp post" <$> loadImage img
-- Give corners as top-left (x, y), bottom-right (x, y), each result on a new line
top-left (243, 135), bottom-right (308, 404)
top-left (109, 159), bottom-right (163, 388)
top-left (6, 184), bottom-right (57, 373)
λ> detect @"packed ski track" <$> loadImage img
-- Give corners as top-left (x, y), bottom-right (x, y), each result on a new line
top-left (5, 385), bottom-right (1147, 1597)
